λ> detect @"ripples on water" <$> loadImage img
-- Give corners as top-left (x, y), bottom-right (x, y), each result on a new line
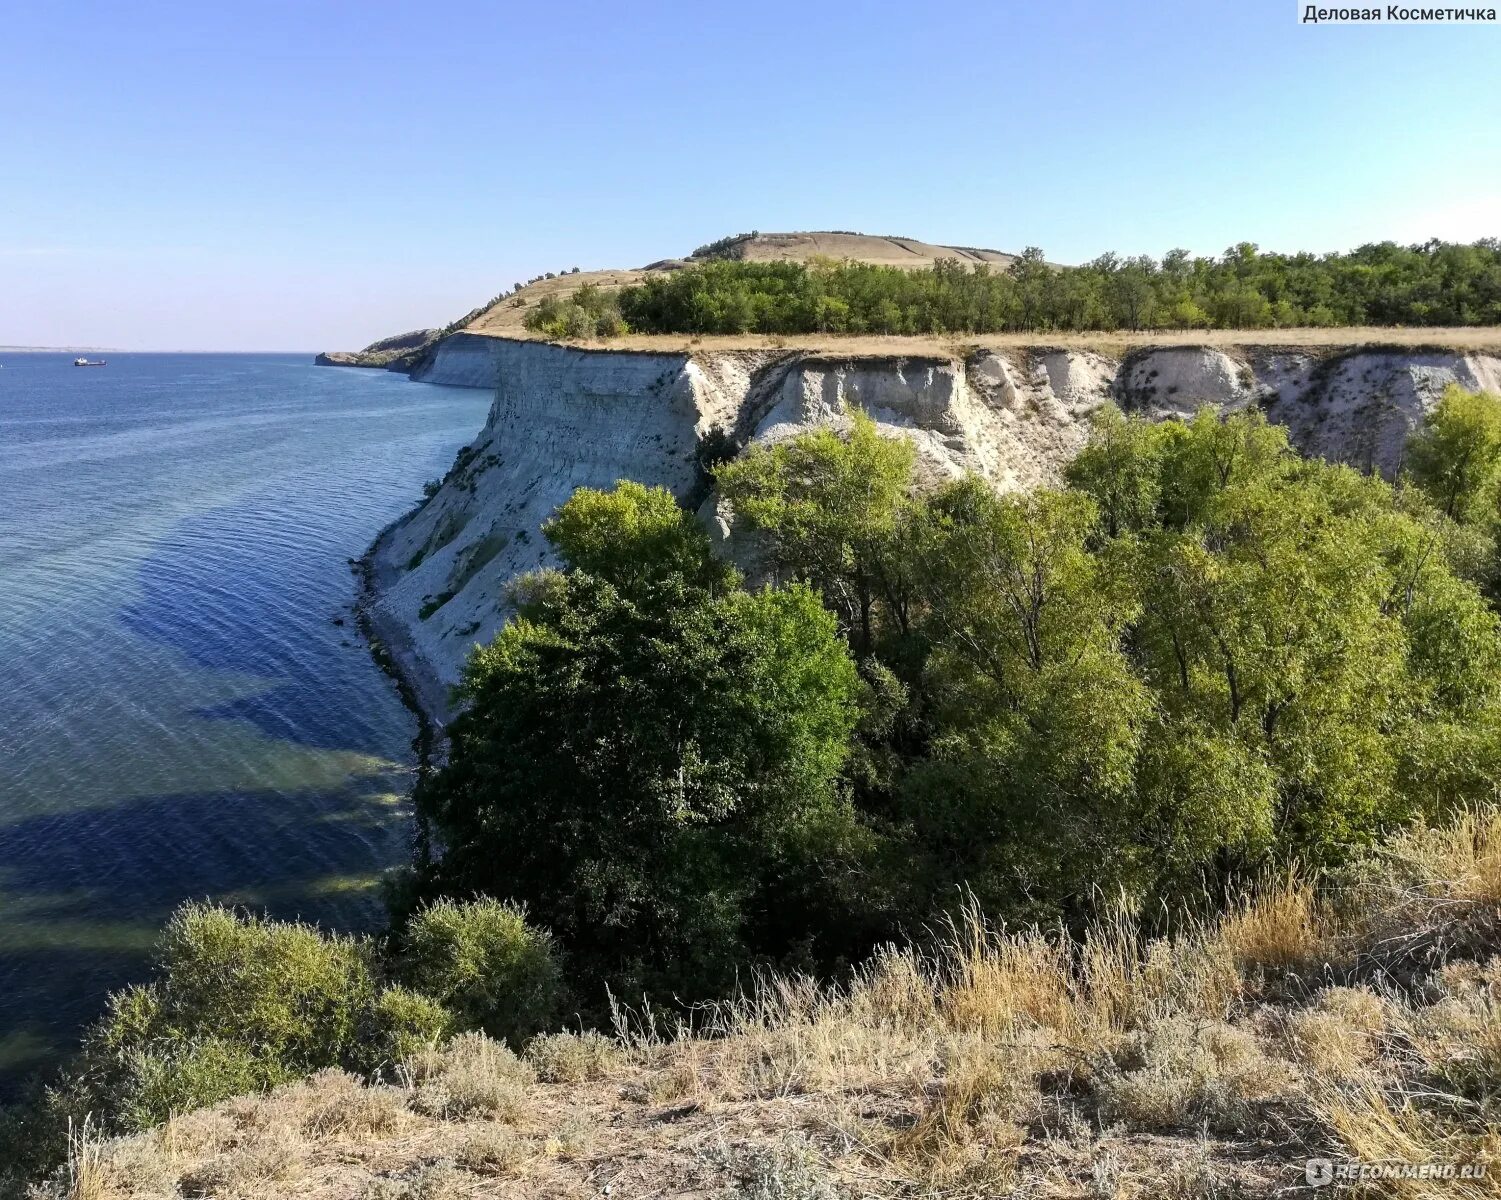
top-left (0, 354), bottom-right (492, 1091)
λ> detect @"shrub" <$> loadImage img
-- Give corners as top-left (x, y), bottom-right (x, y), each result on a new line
top-left (398, 898), bottom-right (561, 1046)
top-left (524, 1030), bottom-right (623, 1083)
top-left (115, 1037), bottom-right (283, 1131)
top-left (522, 282), bottom-right (627, 341)
top-left (406, 1032), bottom-right (533, 1120)
top-left (364, 985), bottom-right (453, 1067)
top-left (145, 903), bottom-right (377, 1072)
top-left (13, 903), bottom-right (461, 1155)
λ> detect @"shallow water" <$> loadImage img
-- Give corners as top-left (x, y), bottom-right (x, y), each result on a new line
top-left (0, 353), bottom-right (491, 1091)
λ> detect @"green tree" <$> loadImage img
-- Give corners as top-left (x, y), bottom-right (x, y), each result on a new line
top-left (1407, 385), bottom-right (1501, 522)
top-left (1120, 409), bottom-right (1501, 861)
top-left (716, 410), bottom-right (918, 657)
top-left (1064, 403), bottom-right (1168, 538)
top-left (899, 480), bottom-right (1149, 915)
top-left (414, 483), bottom-right (865, 999)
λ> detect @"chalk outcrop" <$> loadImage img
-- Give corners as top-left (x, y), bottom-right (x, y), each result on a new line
top-left (366, 336), bottom-right (1501, 720)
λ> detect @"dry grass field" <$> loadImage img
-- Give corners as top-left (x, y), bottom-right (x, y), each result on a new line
top-left (55, 812), bottom-right (1501, 1199)
top-left (463, 321), bottom-right (1501, 359)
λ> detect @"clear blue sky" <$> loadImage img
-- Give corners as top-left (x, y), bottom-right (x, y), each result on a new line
top-left (2, 0), bottom-right (1497, 351)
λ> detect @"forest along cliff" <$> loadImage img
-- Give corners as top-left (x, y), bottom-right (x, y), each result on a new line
top-left (364, 337), bottom-right (1501, 722)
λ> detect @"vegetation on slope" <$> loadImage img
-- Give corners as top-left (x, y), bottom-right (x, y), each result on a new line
top-left (523, 239), bottom-right (1501, 338)
top-left (41, 811), bottom-right (1501, 1197)
top-left (11, 386), bottom-right (1501, 1196)
top-left (407, 388), bottom-right (1501, 1009)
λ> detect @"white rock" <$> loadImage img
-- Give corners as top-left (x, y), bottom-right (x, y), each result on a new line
top-left (373, 335), bottom-right (1501, 721)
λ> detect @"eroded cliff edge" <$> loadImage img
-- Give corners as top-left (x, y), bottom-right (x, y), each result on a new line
top-left (368, 334), bottom-right (1501, 722)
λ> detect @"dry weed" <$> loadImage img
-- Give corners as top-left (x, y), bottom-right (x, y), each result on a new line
top-left (1096, 1017), bottom-right (1296, 1134)
top-left (299, 1069), bottom-right (409, 1139)
top-left (179, 1122), bottom-right (303, 1195)
top-left (1214, 875), bottom-right (1331, 982)
top-left (364, 1161), bottom-right (465, 1200)
top-left (405, 1032), bottom-right (533, 1121)
top-left (1317, 1084), bottom-right (1501, 1199)
top-left (1280, 986), bottom-right (1394, 1082)
top-left (524, 1030), bottom-right (623, 1083)
top-left (456, 1123), bottom-right (531, 1175)
top-left (64, 1118), bottom-right (108, 1200)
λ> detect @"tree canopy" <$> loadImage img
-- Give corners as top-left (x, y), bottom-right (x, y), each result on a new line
top-left (412, 482), bottom-right (865, 998)
top-left (414, 391), bottom-right (1501, 1003)
top-left (585, 241), bottom-right (1501, 337)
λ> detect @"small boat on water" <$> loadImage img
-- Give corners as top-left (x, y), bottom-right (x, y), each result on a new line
top-left (73, 358), bottom-right (107, 367)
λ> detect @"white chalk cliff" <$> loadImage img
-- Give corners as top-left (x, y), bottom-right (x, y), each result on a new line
top-left (369, 334), bottom-right (1501, 720)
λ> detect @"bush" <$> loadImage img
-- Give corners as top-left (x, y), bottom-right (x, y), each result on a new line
top-left (524, 1030), bottom-right (622, 1083)
top-left (7, 903), bottom-right (463, 1158)
top-left (365, 985), bottom-right (453, 1066)
top-left (398, 898), bottom-right (561, 1046)
top-left (522, 282), bottom-right (627, 340)
top-left (115, 1037), bottom-right (285, 1131)
top-left (145, 903), bottom-right (377, 1072)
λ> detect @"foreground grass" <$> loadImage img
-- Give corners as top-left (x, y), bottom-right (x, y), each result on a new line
top-left (48, 811), bottom-right (1501, 1199)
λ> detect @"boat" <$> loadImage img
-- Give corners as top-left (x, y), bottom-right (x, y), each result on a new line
top-left (73, 358), bottom-right (107, 367)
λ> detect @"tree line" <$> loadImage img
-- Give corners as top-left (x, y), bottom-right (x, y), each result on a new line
top-left (524, 239), bottom-right (1501, 338)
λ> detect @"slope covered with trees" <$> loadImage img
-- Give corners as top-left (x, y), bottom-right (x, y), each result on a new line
top-left (523, 240), bottom-right (1501, 338)
top-left (407, 389), bottom-right (1501, 1005)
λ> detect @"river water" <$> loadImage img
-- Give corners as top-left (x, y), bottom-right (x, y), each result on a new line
top-left (0, 353), bottom-right (490, 1092)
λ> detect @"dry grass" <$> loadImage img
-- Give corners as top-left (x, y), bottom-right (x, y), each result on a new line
top-left (39, 814), bottom-right (1501, 1199)
top-left (463, 320), bottom-right (1501, 359)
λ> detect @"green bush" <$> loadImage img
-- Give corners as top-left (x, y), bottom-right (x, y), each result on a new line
top-left (147, 902), bottom-right (377, 1071)
top-left (115, 1037), bottom-right (284, 1130)
top-left (398, 898), bottom-right (561, 1046)
top-left (364, 984), bottom-right (453, 1065)
top-left (522, 282), bottom-right (627, 340)
top-left (16, 903), bottom-right (463, 1153)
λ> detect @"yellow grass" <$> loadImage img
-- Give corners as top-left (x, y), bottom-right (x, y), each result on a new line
top-left (38, 814), bottom-right (1501, 1199)
top-left (464, 316), bottom-right (1501, 359)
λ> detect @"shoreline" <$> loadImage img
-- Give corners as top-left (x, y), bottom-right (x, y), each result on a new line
top-left (351, 514), bottom-right (448, 773)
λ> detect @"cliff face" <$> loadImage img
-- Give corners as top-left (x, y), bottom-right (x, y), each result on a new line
top-left (368, 337), bottom-right (1501, 720)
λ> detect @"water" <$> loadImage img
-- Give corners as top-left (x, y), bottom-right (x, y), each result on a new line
top-left (0, 354), bottom-right (492, 1091)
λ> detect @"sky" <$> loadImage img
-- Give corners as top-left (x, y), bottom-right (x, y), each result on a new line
top-left (1, 0), bottom-right (1498, 351)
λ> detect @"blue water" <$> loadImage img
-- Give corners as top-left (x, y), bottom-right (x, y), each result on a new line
top-left (0, 354), bottom-right (491, 1091)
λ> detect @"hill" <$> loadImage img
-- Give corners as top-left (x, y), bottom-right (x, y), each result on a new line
top-left (316, 231), bottom-right (1027, 359)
